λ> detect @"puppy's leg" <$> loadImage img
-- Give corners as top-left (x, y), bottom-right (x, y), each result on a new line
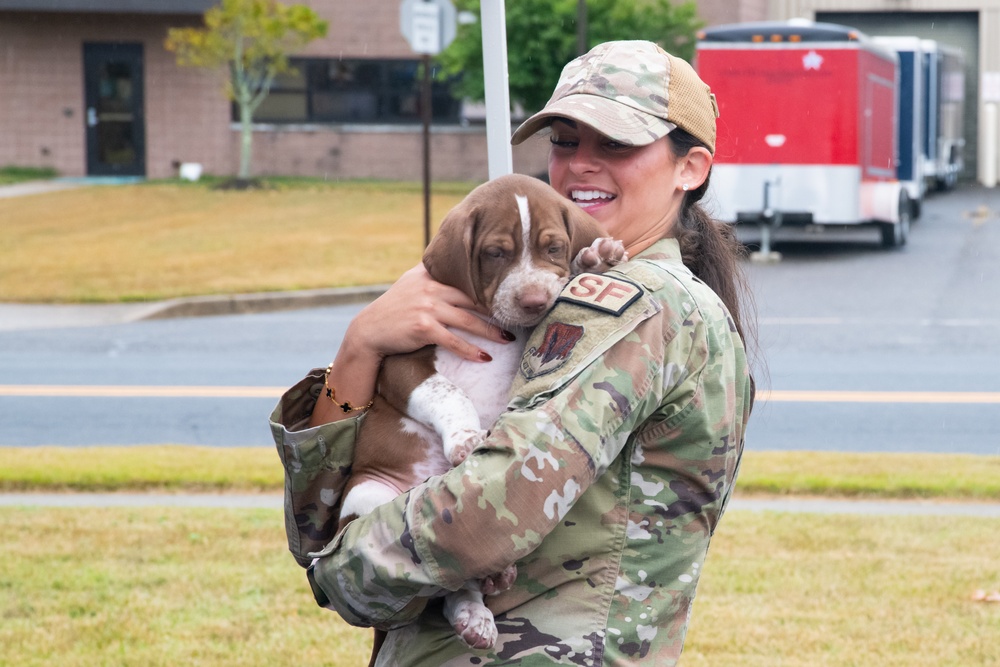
top-left (339, 478), bottom-right (401, 530)
top-left (572, 237), bottom-right (627, 273)
top-left (443, 586), bottom-right (498, 650)
top-left (480, 564), bottom-right (518, 596)
top-left (407, 373), bottom-right (485, 466)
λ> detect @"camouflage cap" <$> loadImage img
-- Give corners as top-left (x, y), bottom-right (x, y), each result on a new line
top-left (510, 40), bottom-right (719, 154)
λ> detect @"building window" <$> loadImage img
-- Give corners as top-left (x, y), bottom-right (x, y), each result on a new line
top-left (247, 58), bottom-right (461, 124)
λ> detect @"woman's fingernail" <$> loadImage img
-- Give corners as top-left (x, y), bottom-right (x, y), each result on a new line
top-left (501, 330), bottom-right (517, 341)
top-left (479, 351), bottom-right (493, 362)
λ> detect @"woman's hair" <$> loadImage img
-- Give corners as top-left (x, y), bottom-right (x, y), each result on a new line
top-left (668, 129), bottom-right (759, 396)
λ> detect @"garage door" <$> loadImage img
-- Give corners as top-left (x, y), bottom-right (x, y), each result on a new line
top-left (818, 11), bottom-right (979, 181)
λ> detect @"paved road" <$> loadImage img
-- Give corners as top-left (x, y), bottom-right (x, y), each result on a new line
top-left (0, 183), bottom-right (998, 453)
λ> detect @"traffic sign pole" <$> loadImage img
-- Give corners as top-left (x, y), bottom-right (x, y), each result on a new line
top-left (400, 0), bottom-right (456, 246)
top-left (422, 53), bottom-right (432, 247)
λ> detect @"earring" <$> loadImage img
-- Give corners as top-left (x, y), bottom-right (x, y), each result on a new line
top-left (682, 184), bottom-right (690, 191)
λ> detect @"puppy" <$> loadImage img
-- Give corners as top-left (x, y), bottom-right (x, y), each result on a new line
top-left (339, 174), bottom-right (625, 657)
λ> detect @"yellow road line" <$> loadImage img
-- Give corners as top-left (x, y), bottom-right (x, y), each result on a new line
top-left (0, 386), bottom-right (998, 404)
top-left (0, 385), bottom-right (284, 398)
top-left (760, 390), bottom-right (1000, 404)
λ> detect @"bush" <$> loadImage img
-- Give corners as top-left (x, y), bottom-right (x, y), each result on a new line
top-left (0, 165), bottom-right (58, 185)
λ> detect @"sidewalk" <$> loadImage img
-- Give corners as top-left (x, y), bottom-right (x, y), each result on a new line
top-left (2, 492), bottom-right (1000, 516)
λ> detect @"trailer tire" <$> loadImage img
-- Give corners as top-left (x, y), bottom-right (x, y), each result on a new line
top-left (880, 191), bottom-right (911, 249)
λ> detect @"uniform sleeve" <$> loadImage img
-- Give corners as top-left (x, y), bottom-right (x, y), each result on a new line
top-left (270, 369), bottom-right (364, 568)
top-left (308, 301), bottom-right (702, 629)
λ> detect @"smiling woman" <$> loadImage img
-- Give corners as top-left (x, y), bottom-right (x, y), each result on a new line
top-left (272, 40), bottom-right (758, 666)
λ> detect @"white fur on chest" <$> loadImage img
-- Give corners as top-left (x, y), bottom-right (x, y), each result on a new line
top-left (434, 330), bottom-right (527, 426)
top-left (404, 326), bottom-right (527, 466)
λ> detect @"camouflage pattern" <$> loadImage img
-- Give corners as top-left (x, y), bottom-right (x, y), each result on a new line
top-left (510, 40), bottom-right (720, 154)
top-left (270, 237), bottom-right (752, 665)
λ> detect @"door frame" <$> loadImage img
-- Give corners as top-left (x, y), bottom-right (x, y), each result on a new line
top-left (83, 42), bottom-right (147, 177)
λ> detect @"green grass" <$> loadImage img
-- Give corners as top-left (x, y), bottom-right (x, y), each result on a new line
top-left (684, 511), bottom-right (1000, 666)
top-left (2, 446), bottom-right (999, 502)
top-left (0, 506), bottom-right (372, 667)
top-left (1, 447), bottom-right (998, 665)
top-left (0, 179), bottom-right (477, 303)
top-left (0, 165), bottom-right (57, 185)
top-left (736, 450), bottom-right (1000, 501)
top-left (0, 446), bottom-right (281, 492)
top-left (1, 506), bottom-right (996, 666)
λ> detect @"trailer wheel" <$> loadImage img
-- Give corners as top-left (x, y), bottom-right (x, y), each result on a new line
top-left (880, 191), bottom-right (911, 249)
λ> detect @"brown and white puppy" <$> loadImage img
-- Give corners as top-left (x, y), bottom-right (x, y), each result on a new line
top-left (339, 174), bottom-right (625, 654)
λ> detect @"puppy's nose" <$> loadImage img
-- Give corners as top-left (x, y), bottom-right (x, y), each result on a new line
top-left (517, 291), bottom-right (550, 315)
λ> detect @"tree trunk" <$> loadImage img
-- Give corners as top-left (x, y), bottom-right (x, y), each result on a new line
top-left (238, 98), bottom-right (253, 181)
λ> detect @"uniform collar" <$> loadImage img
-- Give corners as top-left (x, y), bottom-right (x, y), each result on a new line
top-left (632, 237), bottom-right (683, 264)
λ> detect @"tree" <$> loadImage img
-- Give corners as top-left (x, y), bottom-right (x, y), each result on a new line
top-left (165, 0), bottom-right (327, 183)
top-left (439, 0), bottom-right (702, 113)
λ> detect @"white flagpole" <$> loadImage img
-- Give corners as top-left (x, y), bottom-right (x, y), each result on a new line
top-left (480, 0), bottom-right (513, 178)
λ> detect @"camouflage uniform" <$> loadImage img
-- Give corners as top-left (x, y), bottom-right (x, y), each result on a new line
top-left (270, 238), bottom-right (752, 665)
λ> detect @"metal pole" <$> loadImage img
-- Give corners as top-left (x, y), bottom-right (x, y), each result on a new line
top-left (422, 53), bottom-right (432, 247)
top-left (480, 0), bottom-right (513, 179)
top-left (576, 0), bottom-right (587, 55)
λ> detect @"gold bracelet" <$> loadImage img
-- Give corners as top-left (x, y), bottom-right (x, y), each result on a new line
top-left (323, 362), bottom-right (375, 413)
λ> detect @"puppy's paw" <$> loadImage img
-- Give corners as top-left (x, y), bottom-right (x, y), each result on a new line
top-left (445, 429), bottom-right (487, 466)
top-left (450, 600), bottom-right (498, 650)
top-left (480, 564), bottom-right (518, 596)
top-left (573, 238), bottom-right (628, 272)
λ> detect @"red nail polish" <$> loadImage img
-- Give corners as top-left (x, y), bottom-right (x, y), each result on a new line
top-left (501, 330), bottom-right (517, 341)
top-left (479, 351), bottom-right (493, 362)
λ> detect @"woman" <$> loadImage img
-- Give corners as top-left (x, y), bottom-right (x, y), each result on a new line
top-left (271, 40), bottom-right (755, 665)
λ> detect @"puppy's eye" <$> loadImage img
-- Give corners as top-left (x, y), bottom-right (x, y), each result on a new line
top-left (547, 243), bottom-right (566, 257)
top-left (483, 247), bottom-right (507, 260)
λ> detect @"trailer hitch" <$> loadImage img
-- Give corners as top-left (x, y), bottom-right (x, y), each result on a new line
top-left (752, 177), bottom-right (783, 263)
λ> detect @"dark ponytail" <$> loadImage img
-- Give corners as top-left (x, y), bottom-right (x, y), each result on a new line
top-left (668, 129), bottom-right (759, 398)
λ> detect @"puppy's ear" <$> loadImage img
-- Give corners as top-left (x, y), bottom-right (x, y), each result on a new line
top-left (562, 201), bottom-right (607, 258)
top-left (422, 203), bottom-right (478, 300)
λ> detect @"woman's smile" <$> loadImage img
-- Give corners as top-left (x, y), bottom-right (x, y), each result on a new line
top-left (569, 187), bottom-right (616, 213)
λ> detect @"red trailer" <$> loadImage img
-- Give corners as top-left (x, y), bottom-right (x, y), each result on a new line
top-left (696, 21), bottom-right (911, 249)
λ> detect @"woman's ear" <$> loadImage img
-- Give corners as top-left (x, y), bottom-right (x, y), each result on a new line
top-left (678, 146), bottom-right (713, 190)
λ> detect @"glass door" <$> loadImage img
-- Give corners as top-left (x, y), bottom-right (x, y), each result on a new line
top-left (83, 43), bottom-right (146, 177)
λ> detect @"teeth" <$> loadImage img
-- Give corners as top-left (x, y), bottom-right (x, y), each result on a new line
top-left (572, 190), bottom-right (614, 202)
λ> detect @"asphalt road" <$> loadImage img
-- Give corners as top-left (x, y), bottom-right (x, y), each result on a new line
top-left (0, 183), bottom-right (998, 454)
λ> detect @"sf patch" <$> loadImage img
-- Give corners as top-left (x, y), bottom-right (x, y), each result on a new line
top-left (521, 322), bottom-right (584, 380)
top-left (557, 273), bottom-right (642, 316)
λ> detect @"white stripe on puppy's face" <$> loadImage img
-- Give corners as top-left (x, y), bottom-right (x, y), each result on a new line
top-left (490, 193), bottom-right (569, 328)
top-left (516, 194), bottom-right (531, 255)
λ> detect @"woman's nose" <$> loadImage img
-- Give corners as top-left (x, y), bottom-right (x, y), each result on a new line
top-left (569, 143), bottom-right (599, 173)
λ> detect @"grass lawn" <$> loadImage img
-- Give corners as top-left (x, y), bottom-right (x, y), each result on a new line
top-left (3, 446), bottom-right (999, 502)
top-left (1, 505), bottom-right (996, 666)
top-left (2, 448), bottom-right (997, 664)
top-left (0, 179), bottom-right (476, 303)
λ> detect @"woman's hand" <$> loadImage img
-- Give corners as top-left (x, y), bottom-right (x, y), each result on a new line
top-left (351, 264), bottom-right (510, 362)
top-left (309, 264), bottom-right (513, 427)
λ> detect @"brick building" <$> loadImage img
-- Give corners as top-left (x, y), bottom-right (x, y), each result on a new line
top-left (0, 0), bottom-right (763, 182)
top-left (2, 0), bottom-right (995, 183)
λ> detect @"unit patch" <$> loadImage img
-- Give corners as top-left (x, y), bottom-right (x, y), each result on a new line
top-left (557, 273), bottom-right (642, 316)
top-left (520, 322), bottom-right (585, 380)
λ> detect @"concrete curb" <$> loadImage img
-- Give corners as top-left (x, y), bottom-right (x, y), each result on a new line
top-left (137, 285), bottom-right (391, 321)
top-left (0, 285), bottom-right (391, 331)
